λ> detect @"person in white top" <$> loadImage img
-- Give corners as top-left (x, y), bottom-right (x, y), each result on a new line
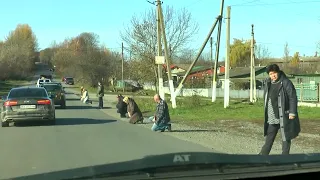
top-left (80, 88), bottom-right (92, 104)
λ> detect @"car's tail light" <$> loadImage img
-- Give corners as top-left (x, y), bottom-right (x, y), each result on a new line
top-left (4, 100), bottom-right (18, 106)
top-left (37, 99), bottom-right (51, 105)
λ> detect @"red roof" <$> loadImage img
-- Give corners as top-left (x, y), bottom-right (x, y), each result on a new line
top-left (162, 64), bottom-right (178, 70)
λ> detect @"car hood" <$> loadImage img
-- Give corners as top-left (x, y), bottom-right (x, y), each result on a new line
top-left (10, 152), bottom-right (320, 180)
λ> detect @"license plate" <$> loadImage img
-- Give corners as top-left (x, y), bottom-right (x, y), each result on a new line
top-left (20, 105), bottom-right (36, 109)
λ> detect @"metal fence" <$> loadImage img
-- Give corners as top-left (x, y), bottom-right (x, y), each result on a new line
top-left (143, 83), bottom-right (320, 103)
top-left (295, 83), bottom-right (319, 102)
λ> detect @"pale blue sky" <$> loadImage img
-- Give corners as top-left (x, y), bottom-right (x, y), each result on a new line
top-left (0, 0), bottom-right (319, 59)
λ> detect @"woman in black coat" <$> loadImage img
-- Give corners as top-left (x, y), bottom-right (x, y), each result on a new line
top-left (259, 64), bottom-right (301, 155)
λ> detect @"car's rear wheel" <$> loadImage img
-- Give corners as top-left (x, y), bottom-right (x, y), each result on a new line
top-left (61, 101), bottom-right (66, 109)
top-left (1, 121), bottom-right (9, 127)
top-left (46, 120), bottom-right (55, 125)
top-left (48, 114), bottom-right (56, 125)
top-left (49, 120), bottom-right (56, 125)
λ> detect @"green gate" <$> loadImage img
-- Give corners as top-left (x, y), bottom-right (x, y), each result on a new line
top-left (295, 83), bottom-right (319, 102)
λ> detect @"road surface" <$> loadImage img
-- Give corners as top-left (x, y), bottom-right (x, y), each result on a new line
top-left (0, 64), bottom-right (212, 179)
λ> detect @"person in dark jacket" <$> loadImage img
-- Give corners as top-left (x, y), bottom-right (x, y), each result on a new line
top-left (123, 96), bottom-right (144, 124)
top-left (151, 94), bottom-right (171, 132)
top-left (97, 81), bottom-right (104, 109)
top-left (116, 94), bottom-right (127, 118)
top-left (259, 64), bottom-right (301, 155)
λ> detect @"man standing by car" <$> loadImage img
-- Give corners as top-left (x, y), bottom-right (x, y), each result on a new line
top-left (259, 64), bottom-right (301, 155)
top-left (97, 81), bottom-right (104, 109)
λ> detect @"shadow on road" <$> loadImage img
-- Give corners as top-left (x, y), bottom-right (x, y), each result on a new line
top-left (66, 98), bottom-right (81, 101)
top-left (64, 86), bottom-right (79, 89)
top-left (64, 92), bottom-right (75, 94)
top-left (13, 118), bottom-right (117, 127)
top-left (62, 105), bottom-right (97, 110)
top-left (56, 118), bottom-right (117, 126)
top-left (99, 107), bottom-right (112, 109)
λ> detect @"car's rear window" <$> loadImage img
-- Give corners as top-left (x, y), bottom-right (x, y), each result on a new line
top-left (8, 88), bottom-right (48, 98)
top-left (66, 78), bottom-right (73, 80)
top-left (43, 85), bottom-right (61, 92)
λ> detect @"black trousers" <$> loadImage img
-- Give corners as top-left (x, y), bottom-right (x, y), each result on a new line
top-left (259, 124), bottom-right (291, 155)
top-left (98, 97), bottom-right (103, 108)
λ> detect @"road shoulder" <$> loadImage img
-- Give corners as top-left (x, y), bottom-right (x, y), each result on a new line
top-left (64, 86), bottom-right (319, 155)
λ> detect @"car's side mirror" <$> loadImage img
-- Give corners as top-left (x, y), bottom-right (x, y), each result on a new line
top-left (50, 94), bottom-right (55, 99)
top-left (1, 96), bottom-right (7, 100)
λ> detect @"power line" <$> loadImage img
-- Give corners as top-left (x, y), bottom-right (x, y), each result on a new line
top-left (256, 41), bottom-right (317, 49)
top-left (231, 0), bottom-right (320, 7)
top-left (146, 0), bottom-right (155, 5)
top-left (230, 0), bottom-right (260, 7)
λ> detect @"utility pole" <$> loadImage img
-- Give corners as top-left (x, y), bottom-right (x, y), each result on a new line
top-left (210, 37), bottom-right (217, 102)
top-left (210, 37), bottom-right (213, 66)
top-left (212, 0), bottom-right (225, 103)
top-left (121, 42), bottom-right (124, 92)
top-left (156, 0), bottom-right (164, 100)
top-left (158, 1), bottom-right (176, 108)
top-left (224, 6), bottom-right (231, 108)
top-left (250, 24), bottom-right (256, 102)
top-left (252, 25), bottom-right (256, 102)
top-left (174, 0), bottom-right (225, 97)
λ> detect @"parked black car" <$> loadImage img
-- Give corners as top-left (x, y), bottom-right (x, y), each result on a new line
top-left (64, 77), bottom-right (74, 85)
top-left (42, 83), bottom-right (66, 109)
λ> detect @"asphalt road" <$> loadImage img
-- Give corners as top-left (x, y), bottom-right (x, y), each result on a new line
top-left (0, 64), bottom-right (212, 179)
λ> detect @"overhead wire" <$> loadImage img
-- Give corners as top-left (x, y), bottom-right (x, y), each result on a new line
top-left (231, 0), bottom-right (320, 7)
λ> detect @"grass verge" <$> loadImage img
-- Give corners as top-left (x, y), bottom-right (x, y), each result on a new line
top-left (0, 80), bottom-right (29, 97)
top-left (134, 95), bottom-right (320, 122)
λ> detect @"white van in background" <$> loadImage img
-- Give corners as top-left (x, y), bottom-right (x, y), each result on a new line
top-left (36, 78), bottom-right (52, 87)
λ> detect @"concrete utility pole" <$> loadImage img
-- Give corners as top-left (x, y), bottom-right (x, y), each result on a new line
top-left (224, 6), bottom-right (231, 108)
top-left (158, 1), bottom-right (176, 108)
top-left (250, 24), bottom-right (256, 103)
top-left (174, 0), bottom-right (225, 97)
top-left (121, 42), bottom-right (124, 92)
top-left (156, 0), bottom-right (165, 100)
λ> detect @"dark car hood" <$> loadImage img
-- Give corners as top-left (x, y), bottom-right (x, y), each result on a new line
top-left (10, 152), bottom-right (320, 180)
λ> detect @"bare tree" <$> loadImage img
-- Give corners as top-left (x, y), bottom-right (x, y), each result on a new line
top-left (51, 32), bottom-right (120, 86)
top-left (283, 42), bottom-right (290, 62)
top-left (255, 44), bottom-right (271, 64)
top-left (175, 48), bottom-right (196, 64)
top-left (282, 42), bottom-right (290, 71)
top-left (120, 5), bottom-right (198, 84)
top-left (40, 48), bottom-right (54, 65)
top-left (317, 41), bottom-right (320, 57)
